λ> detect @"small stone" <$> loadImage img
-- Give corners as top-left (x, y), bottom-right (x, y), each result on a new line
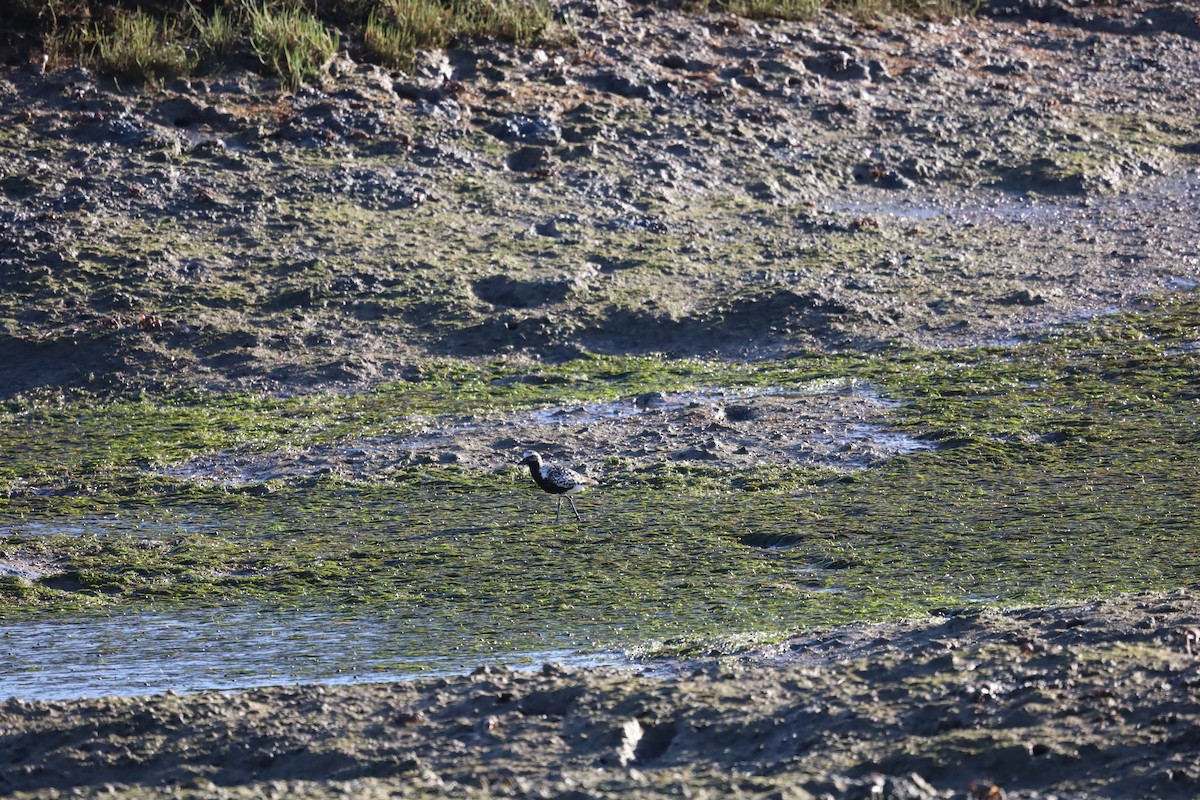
top-left (635, 391), bottom-right (667, 409)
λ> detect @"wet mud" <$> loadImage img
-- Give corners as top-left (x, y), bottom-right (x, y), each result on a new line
top-left (3, 592), bottom-right (1200, 799)
top-left (2, 0), bottom-right (1200, 797)
top-left (159, 381), bottom-right (933, 484)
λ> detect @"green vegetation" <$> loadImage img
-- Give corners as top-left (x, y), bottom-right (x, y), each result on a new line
top-left (192, 2), bottom-right (239, 68)
top-left (88, 8), bottom-right (193, 82)
top-left (1, 295), bottom-right (1198, 664)
top-left (9, 0), bottom-right (562, 86)
top-left (363, 2), bottom-right (448, 68)
top-left (363, 0), bottom-right (555, 69)
top-left (4, 0), bottom-right (970, 87)
top-left (246, 1), bottom-right (339, 88)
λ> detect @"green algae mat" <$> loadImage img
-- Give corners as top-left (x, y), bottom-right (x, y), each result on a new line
top-left (2, 294), bottom-right (1198, 670)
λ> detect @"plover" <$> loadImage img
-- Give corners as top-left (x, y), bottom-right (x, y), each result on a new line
top-left (519, 450), bottom-right (598, 523)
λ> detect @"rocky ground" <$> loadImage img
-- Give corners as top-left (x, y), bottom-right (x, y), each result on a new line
top-left (1, 0), bottom-right (1199, 399)
top-left (2, 591), bottom-right (1200, 799)
top-left (158, 380), bottom-right (933, 482)
top-left (3, 0), bottom-right (1200, 797)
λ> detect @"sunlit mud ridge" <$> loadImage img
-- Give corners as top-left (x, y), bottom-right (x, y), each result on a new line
top-left (2, 591), bottom-right (1199, 800)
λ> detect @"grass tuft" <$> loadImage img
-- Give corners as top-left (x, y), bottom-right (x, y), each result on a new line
top-left (17, 0), bottom-right (974, 87)
top-left (363, 0), bottom-right (559, 71)
top-left (89, 8), bottom-right (194, 83)
top-left (247, 1), bottom-right (340, 89)
top-left (719, 0), bottom-right (820, 21)
top-left (363, 0), bottom-right (451, 69)
top-left (451, 0), bottom-right (557, 47)
top-left (190, 1), bottom-right (240, 69)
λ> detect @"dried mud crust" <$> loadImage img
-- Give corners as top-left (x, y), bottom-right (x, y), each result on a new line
top-left (2, 591), bottom-right (1199, 799)
top-left (1, 2), bottom-right (1199, 397)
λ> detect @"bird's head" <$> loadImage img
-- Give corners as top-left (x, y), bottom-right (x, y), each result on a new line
top-left (519, 450), bottom-right (542, 467)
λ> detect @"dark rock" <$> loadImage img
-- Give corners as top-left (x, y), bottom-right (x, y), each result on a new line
top-left (476, 64), bottom-right (507, 82)
top-left (271, 284), bottom-right (330, 309)
top-left (650, 79), bottom-right (678, 98)
top-left (562, 123), bottom-right (603, 143)
top-left (1, 174), bottom-right (41, 199)
top-left (803, 52), bottom-right (870, 81)
top-left (533, 218), bottom-right (562, 238)
top-left (484, 116), bottom-right (561, 145)
top-left (583, 288), bottom-right (855, 356)
top-left (723, 404), bottom-right (756, 422)
top-left (672, 446), bottom-right (720, 461)
top-left (587, 70), bottom-right (653, 99)
top-left (746, 180), bottom-right (782, 200)
top-left (635, 391), bottom-right (667, 409)
top-left (1001, 157), bottom-right (1091, 195)
top-left (506, 146), bottom-right (549, 172)
top-left (995, 289), bottom-right (1048, 306)
top-left (517, 686), bottom-right (585, 717)
top-left (981, 0), bottom-right (1069, 21)
top-left (472, 276), bottom-right (571, 309)
top-left (94, 114), bottom-right (149, 148)
top-left (867, 58), bottom-right (892, 82)
top-left (54, 187), bottom-right (91, 211)
top-left (983, 59), bottom-right (1032, 76)
top-left (394, 82), bottom-right (443, 103)
top-left (853, 162), bottom-right (915, 190)
top-left (153, 97), bottom-right (237, 129)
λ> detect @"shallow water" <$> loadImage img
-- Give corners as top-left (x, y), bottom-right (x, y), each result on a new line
top-left (822, 174), bottom-right (1200, 228)
top-left (3, 311), bottom-right (1200, 703)
top-left (0, 605), bottom-right (633, 701)
top-left (5, 447), bottom-right (1193, 704)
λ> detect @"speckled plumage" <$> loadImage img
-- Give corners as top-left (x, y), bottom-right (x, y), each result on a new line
top-left (520, 450), bottom-right (598, 522)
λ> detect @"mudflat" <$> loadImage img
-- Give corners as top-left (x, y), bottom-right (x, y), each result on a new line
top-left (2, 0), bottom-right (1199, 797)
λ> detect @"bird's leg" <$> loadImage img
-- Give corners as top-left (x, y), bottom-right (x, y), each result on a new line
top-left (556, 496), bottom-right (562, 523)
top-left (568, 496), bottom-right (582, 523)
